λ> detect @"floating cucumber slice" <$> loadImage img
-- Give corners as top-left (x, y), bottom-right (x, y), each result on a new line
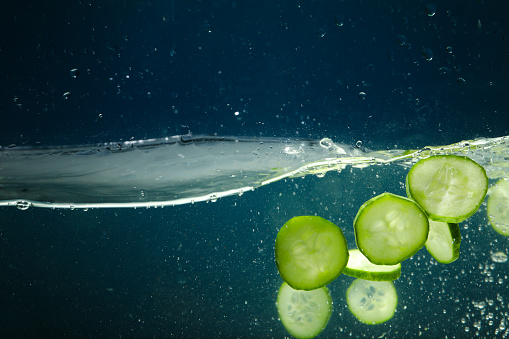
top-left (425, 220), bottom-right (461, 263)
top-left (406, 155), bottom-right (488, 223)
top-left (346, 279), bottom-right (398, 325)
top-left (487, 179), bottom-right (509, 236)
top-left (343, 249), bottom-right (401, 281)
top-left (276, 282), bottom-right (332, 339)
top-left (275, 216), bottom-right (349, 290)
top-left (353, 193), bottom-right (429, 265)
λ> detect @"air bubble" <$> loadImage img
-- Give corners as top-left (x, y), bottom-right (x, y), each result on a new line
top-left (209, 195), bottom-right (218, 202)
top-left (358, 92), bottom-right (366, 100)
top-left (422, 47), bottom-right (433, 61)
top-left (334, 16), bottom-right (344, 27)
top-left (425, 3), bottom-right (436, 17)
top-left (319, 138), bottom-right (334, 149)
top-left (396, 35), bottom-right (407, 46)
top-left (63, 92), bottom-right (71, 99)
top-left (356, 141), bottom-right (363, 148)
top-left (70, 68), bottom-right (80, 78)
top-left (16, 201), bottom-right (31, 210)
top-left (446, 46), bottom-right (453, 54)
top-left (491, 251), bottom-right (508, 263)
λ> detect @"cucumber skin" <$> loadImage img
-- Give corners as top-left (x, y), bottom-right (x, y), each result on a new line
top-left (406, 155), bottom-right (488, 223)
top-left (342, 265), bottom-right (401, 281)
top-left (343, 249), bottom-right (401, 281)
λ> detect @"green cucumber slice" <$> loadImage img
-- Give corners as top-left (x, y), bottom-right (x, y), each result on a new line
top-left (276, 282), bottom-right (332, 339)
top-left (425, 220), bottom-right (461, 263)
top-left (406, 155), bottom-right (488, 223)
top-left (346, 279), bottom-right (398, 325)
top-left (487, 179), bottom-right (509, 236)
top-left (275, 216), bottom-right (349, 290)
top-left (343, 249), bottom-right (401, 281)
top-left (353, 193), bottom-right (429, 265)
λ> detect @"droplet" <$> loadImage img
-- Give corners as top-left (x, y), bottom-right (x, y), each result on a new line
top-left (438, 66), bottom-right (451, 75)
top-left (422, 47), bottom-right (433, 61)
top-left (491, 252), bottom-right (508, 263)
top-left (396, 34), bottom-right (407, 46)
top-left (16, 201), bottom-right (31, 210)
top-left (358, 92), bottom-right (366, 100)
top-left (70, 68), bottom-right (80, 78)
top-left (425, 3), bottom-right (436, 17)
top-left (319, 138), bottom-right (334, 149)
top-left (177, 275), bottom-right (186, 285)
top-left (63, 92), bottom-right (71, 99)
top-left (334, 16), bottom-right (344, 27)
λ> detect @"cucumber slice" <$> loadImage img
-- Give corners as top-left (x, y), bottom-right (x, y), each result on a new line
top-left (353, 193), bottom-right (429, 265)
top-left (487, 179), bottom-right (509, 236)
top-left (406, 155), bottom-right (488, 223)
top-left (346, 279), bottom-right (398, 325)
top-left (425, 220), bottom-right (461, 263)
top-left (276, 282), bottom-right (332, 339)
top-left (343, 249), bottom-right (401, 281)
top-left (275, 216), bottom-right (349, 290)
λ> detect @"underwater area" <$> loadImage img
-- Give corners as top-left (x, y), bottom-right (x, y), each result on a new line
top-left (1, 1), bottom-right (509, 338)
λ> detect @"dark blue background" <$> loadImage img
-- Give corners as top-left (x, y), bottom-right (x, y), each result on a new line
top-left (1, 1), bottom-right (509, 338)
top-left (1, 1), bottom-right (508, 147)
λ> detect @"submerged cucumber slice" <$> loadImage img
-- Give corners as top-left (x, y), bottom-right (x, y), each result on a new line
top-left (487, 179), bottom-right (509, 236)
top-left (275, 216), bottom-right (349, 290)
top-left (276, 282), bottom-right (332, 339)
top-left (353, 193), bottom-right (429, 265)
top-left (425, 220), bottom-right (461, 263)
top-left (343, 249), bottom-right (401, 281)
top-left (406, 155), bottom-right (488, 223)
top-left (346, 279), bottom-right (398, 325)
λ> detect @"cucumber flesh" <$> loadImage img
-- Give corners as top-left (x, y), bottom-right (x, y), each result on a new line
top-left (343, 249), bottom-right (401, 281)
top-left (487, 179), bottom-right (509, 236)
top-left (276, 282), bottom-right (332, 339)
top-left (425, 220), bottom-right (461, 263)
top-left (353, 193), bottom-right (429, 265)
top-left (406, 155), bottom-right (488, 223)
top-left (275, 216), bottom-right (349, 290)
top-left (346, 279), bottom-right (398, 325)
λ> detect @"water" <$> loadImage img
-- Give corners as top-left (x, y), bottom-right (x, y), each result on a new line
top-left (1, 135), bottom-right (508, 337)
top-left (1, 0), bottom-right (508, 337)
top-left (1, 134), bottom-right (507, 209)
